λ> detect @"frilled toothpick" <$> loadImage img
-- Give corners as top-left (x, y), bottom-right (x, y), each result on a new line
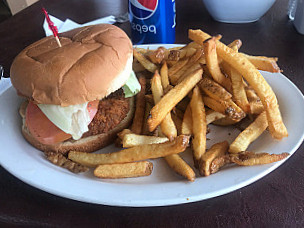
top-left (42, 7), bottom-right (62, 47)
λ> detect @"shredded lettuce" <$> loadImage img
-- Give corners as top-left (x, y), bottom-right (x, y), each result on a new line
top-left (122, 71), bottom-right (141, 98)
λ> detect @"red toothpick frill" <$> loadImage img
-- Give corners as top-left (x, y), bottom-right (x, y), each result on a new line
top-left (42, 7), bottom-right (62, 47)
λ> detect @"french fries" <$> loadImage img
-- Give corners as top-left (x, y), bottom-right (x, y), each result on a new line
top-left (133, 59), bottom-right (146, 72)
top-left (69, 135), bottom-right (190, 167)
top-left (181, 104), bottom-right (193, 135)
top-left (142, 101), bottom-right (153, 135)
top-left (148, 68), bottom-right (203, 132)
top-left (189, 29), bottom-right (288, 140)
top-left (220, 62), bottom-right (251, 113)
top-left (54, 29), bottom-right (290, 183)
top-left (123, 133), bottom-right (169, 147)
top-left (211, 116), bottom-right (240, 126)
top-left (131, 76), bottom-right (146, 134)
top-left (169, 49), bottom-right (203, 85)
top-left (229, 111), bottom-right (268, 153)
top-left (171, 113), bottom-right (183, 135)
top-left (168, 59), bottom-right (189, 77)
top-left (203, 96), bottom-right (245, 121)
top-left (160, 62), bottom-right (170, 89)
top-left (175, 63), bottom-right (202, 85)
top-left (147, 47), bottom-right (166, 64)
top-left (199, 141), bottom-right (229, 176)
top-left (190, 86), bottom-right (207, 168)
top-left (228, 39), bottom-right (242, 51)
top-left (199, 77), bottom-right (232, 101)
top-left (230, 151), bottom-right (289, 166)
top-left (210, 154), bottom-right (231, 174)
top-left (203, 37), bottom-right (231, 91)
top-left (134, 47), bottom-right (149, 55)
top-left (151, 71), bottom-right (177, 141)
top-left (164, 154), bottom-right (195, 182)
top-left (94, 161), bottom-right (153, 179)
top-left (240, 53), bottom-right (280, 73)
top-left (133, 49), bottom-right (158, 73)
top-left (205, 109), bottom-right (225, 125)
top-left (245, 86), bottom-right (264, 115)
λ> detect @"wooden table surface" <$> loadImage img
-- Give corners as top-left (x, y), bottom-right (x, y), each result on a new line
top-left (1, 0), bottom-right (304, 227)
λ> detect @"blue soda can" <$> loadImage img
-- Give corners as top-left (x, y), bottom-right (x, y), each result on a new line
top-left (128, 0), bottom-right (176, 44)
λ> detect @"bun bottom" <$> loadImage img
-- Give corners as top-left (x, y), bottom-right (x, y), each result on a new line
top-left (20, 97), bottom-right (134, 154)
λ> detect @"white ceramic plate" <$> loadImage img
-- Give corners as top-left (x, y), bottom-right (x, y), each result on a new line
top-left (1, 44), bottom-right (304, 207)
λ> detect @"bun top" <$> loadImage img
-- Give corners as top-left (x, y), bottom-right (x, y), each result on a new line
top-left (10, 24), bottom-right (133, 106)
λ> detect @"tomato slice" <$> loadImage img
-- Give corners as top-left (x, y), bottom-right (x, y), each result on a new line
top-left (25, 100), bottom-right (99, 145)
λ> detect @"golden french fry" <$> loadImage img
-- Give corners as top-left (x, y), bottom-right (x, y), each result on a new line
top-left (131, 76), bottom-right (146, 134)
top-left (230, 151), bottom-right (289, 166)
top-left (205, 109), bottom-right (226, 125)
top-left (142, 101), bottom-right (153, 135)
top-left (240, 53), bottom-right (280, 73)
top-left (203, 37), bottom-right (231, 91)
top-left (179, 47), bottom-right (197, 59)
top-left (133, 60), bottom-right (146, 72)
top-left (168, 47), bottom-right (197, 62)
top-left (151, 71), bottom-right (177, 141)
top-left (185, 41), bottom-right (203, 49)
top-left (123, 133), bottom-right (169, 147)
top-left (245, 86), bottom-right (264, 114)
top-left (221, 63), bottom-right (250, 113)
top-left (133, 49), bottom-right (158, 73)
top-left (199, 77), bottom-right (232, 101)
top-left (199, 141), bottom-right (229, 176)
top-left (229, 111), bottom-right (268, 153)
top-left (117, 129), bottom-right (133, 140)
top-left (175, 63), bottom-right (202, 85)
top-left (228, 39), bottom-right (242, 51)
top-left (170, 49), bottom-right (203, 85)
top-left (249, 101), bottom-right (264, 115)
top-left (168, 59), bottom-right (189, 77)
top-left (189, 29), bottom-right (288, 140)
top-left (198, 56), bottom-right (206, 65)
top-left (147, 47), bottom-right (166, 64)
top-left (69, 135), bottom-right (190, 167)
top-left (212, 116), bottom-right (240, 126)
top-left (148, 68), bottom-right (203, 131)
top-left (168, 46), bottom-right (183, 51)
top-left (203, 96), bottom-right (246, 121)
top-left (94, 161), bottom-right (153, 179)
top-left (245, 86), bottom-right (260, 101)
top-left (164, 154), bottom-right (195, 182)
top-left (210, 154), bottom-right (231, 174)
top-left (171, 113), bottom-right (183, 135)
top-left (169, 42), bottom-right (201, 60)
top-left (181, 103), bottom-right (193, 135)
top-left (167, 50), bottom-right (181, 61)
top-left (190, 86), bottom-right (207, 168)
top-left (134, 47), bottom-right (149, 55)
top-left (166, 60), bottom-right (178, 67)
top-left (160, 62), bottom-right (170, 89)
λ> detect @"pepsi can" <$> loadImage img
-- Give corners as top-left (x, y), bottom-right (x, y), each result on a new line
top-left (128, 0), bottom-right (176, 44)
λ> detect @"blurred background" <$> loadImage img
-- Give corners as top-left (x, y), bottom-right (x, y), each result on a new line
top-left (0, 0), bottom-right (39, 23)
